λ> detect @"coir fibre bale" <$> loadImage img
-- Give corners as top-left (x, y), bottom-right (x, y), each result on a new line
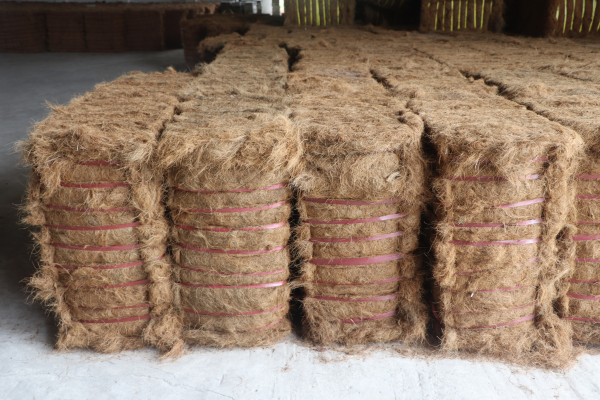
top-left (46, 5), bottom-right (86, 53)
top-left (21, 69), bottom-right (193, 353)
top-left (419, 0), bottom-right (504, 33)
top-left (84, 8), bottom-right (127, 52)
top-left (0, 6), bottom-right (46, 52)
top-left (284, 35), bottom-right (429, 346)
top-left (157, 36), bottom-right (300, 348)
top-left (125, 8), bottom-right (165, 51)
top-left (368, 43), bottom-right (582, 367)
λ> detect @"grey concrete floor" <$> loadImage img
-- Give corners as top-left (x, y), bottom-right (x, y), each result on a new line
top-left (1, 50), bottom-right (600, 400)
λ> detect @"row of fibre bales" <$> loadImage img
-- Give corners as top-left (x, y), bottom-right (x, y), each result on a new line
top-left (21, 26), bottom-right (596, 368)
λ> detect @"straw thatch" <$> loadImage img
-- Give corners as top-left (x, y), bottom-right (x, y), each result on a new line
top-left (21, 69), bottom-right (193, 353)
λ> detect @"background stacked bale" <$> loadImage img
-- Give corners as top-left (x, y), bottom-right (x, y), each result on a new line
top-left (283, 33), bottom-right (428, 345)
top-left (284, 0), bottom-right (355, 26)
top-left (419, 0), bottom-right (504, 33)
top-left (368, 40), bottom-right (582, 366)
top-left (125, 7), bottom-right (165, 52)
top-left (157, 30), bottom-right (301, 347)
top-left (84, 6), bottom-right (127, 52)
top-left (22, 69), bottom-right (192, 353)
top-left (46, 4), bottom-right (86, 52)
top-left (0, 2), bottom-right (46, 52)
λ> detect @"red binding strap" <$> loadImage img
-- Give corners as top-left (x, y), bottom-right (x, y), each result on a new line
top-left (456, 314), bottom-right (536, 330)
top-left (563, 316), bottom-right (600, 323)
top-left (77, 160), bottom-right (120, 166)
top-left (177, 222), bottom-right (286, 232)
top-left (185, 201), bottom-right (286, 214)
top-left (312, 294), bottom-right (398, 302)
top-left (51, 242), bottom-right (139, 251)
top-left (446, 302), bottom-right (536, 314)
top-left (309, 232), bottom-right (403, 243)
top-left (340, 310), bottom-right (397, 324)
top-left (573, 235), bottom-right (600, 241)
top-left (311, 253), bottom-right (404, 266)
top-left (567, 293), bottom-right (600, 301)
top-left (45, 204), bottom-right (134, 212)
top-left (183, 304), bottom-right (285, 316)
top-left (569, 279), bottom-right (600, 284)
top-left (55, 255), bottom-right (164, 270)
top-left (491, 197), bottom-right (545, 209)
top-left (179, 242), bottom-right (285, 255)
top-left (576, 195), bottom-right (600, 200)
top-left (180, 281), bottom-right (286, 289)
top-left (303, 198), bottom-right (402, 206)
top-left (314, 276), bottom-right (403, 286)
top-left (305, 213), bottom-right (407, 225)
top-left (455, 257), bottom-right (539, 275)
top-left (449, 238), bottom-right (540, 246)
top-left (174, 183), bottom-right (286, 193)
top-left (69, 279), bottom-right (151, 290)
top-left (576, 175), bottom-right (600, 179)
top-left (180, 264), bottom-right (285, 276)
top-left (47, 222), bottom-right (140, 231)
top-left (445, 175), bottom-right (540, 182)
top-left (78, 304), bottom-right (151, 310)
top-left (76, 315), bottom-right (151, 324)
top-left (450, 218), bottom-right (543, 228)
top-left (452, 285), bottom-right (530, 294)
top-left (250, 317), bottom-right (285, 331)
top-left (60, 182), bottom-right (130, 188)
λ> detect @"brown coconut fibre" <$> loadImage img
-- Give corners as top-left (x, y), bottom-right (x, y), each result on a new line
top-left (366, 37), bottom-right (583, 367)
top-left (283, 33), bottom-right (429, 346)
top-left (157, 35), bottom-right (301, 348)
top-left (21, 69), bottom-right (193, 353)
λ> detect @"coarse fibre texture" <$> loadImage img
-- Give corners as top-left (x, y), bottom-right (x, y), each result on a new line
top-left (21, 69), bottom-right (193, 354)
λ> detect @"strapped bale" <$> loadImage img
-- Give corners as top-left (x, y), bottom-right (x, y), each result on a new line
top-left (21, 69), bottom-right (193, 353)
top-left (284, 0), bottom-right (355, 26)
top-left (285, 36), bottom-right (429, 345)
top-left (46, 5), bottom-right (86, 53)
top-left (419, 0), bottom-right (503, 33)
top-left (370, 47), bottom-right (582, 367)
top-left (157, 35), bottom-right (300, 348)
top-left (0, 5), bottom-right (46, 53)
top-left (125, 8), bottom-right (165, 51)
top-left (84, 8), bottom-right (127, 52)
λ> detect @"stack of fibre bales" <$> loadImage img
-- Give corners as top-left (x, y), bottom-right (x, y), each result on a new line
top-left (84, 7), bottom-right (127, 52)
top-left (22, 69), bottom-right (192, 353)
top-left (158, 33), bottom-right (301, 347)
top-left (419, 0), bottom-right (504, 33)
top-left (125, 7), bottom-right (165, 51)
top-left (284, 0), bottom-right (355, 26)
top-left (370, 46), bottom-right (582, 366)
top-left (286, 37), bottom-right (429, 345)
top-left (0, 4), bottom-right (46, 52)
top-left (46, 4), bottom-right (86, 52)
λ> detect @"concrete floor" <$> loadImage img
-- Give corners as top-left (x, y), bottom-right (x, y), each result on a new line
top-left (1, 50), bottom-right (600, 400)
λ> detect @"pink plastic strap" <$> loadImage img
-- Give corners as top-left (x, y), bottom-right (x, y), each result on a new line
top-left (183, 304), bottom-right (285, 316)
top-left (305, 213), bottom-right (407, 225)
top-left (303, 198), bottom-right (403, 206)
top-left (314, 276), bottom-right (403, 286)
top-left (470, 285), bottom-right (529, 294)
top-left (445, 174), bottom-right (540, 182)
top-left (51, 242), bottom-right (139, 252)
top-left (78, 304), bottom-right (151, 311)
top-left (567, 293), bottom-right (600, 301)
top-left (174, 183), bottom-right (286, 193)
top-left (492, 197), bottom-right (545, 209)
top-left (45, 204), bottom-right (134, 212)
top-left (340, 310), bottom-right (397, 324)
top-left (248, 317), bottom-right (285, 331)
top-left (46, 222), bottom-right (140, 231)
top-left (70, 279), bottom-right (151, 290)
top-left (449, 238), bottom-right (540, 246)
top-left (311, 253), bottom-right (405, 266)
top-left (179, 242), bottom-right (285, 255)
top-left (180, 280), bottom-right (286, 289)
top-left (312, 294), bottom-right (398, 302)
top-left (60, 182), bottom-right (130, 188)
top-left (76, 315), bottom-right (152, 324)
top-left (576, 175), bottom-right (600, 179)
top-left (576, 195), bottom-right (600, 200)
top-left (180, 264), bottom-right (285, 276)
top-left (451, 218), bottom-right (543, 228)
top-left (309, 232), bottom-right (403, 243)
top-left (185, 201), bottom-right (286, 214)
top-left (575, 258), bottom-right (600, 262)
top-left (573, 235), bottom-right (600, 241)
top-left (176, 222), bottom-right (286, 232)
top-left (55, 255), bottom-right (164, 271)
top-left (455, 257), bottom-right (538, 275)
top-left (569, 279), bottom-right (600, 284)
top-left (456, 314), bottom-right (535, 330)
top-left (446, 302), bottom-right (536, 314)
top-left (563, 316), bottom-right (600, 323)
top-left (77, 160), bottom-right (120, 166)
